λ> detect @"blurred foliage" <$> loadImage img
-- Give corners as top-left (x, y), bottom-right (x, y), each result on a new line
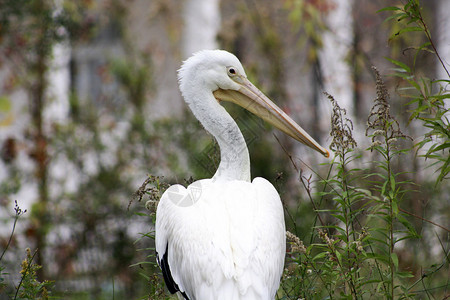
top-left (279, 71), bottom-right (447, 299)
top-left (14, 249), bottom-right (53, 300)
top-left (276, 1), bottom-right (449, 299)
top-left (0, 0), bottom-right (448, 299)
top-left (0, 0), bottom-right (156, 297)
top-left (284, 0), bottom-right (332, 62)
top-left (379, 0), bottom-right (450, 183)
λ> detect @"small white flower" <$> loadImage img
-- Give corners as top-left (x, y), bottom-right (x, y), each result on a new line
top-left (388, 138), bottom-right (397, 144)
top-left (371, 140), bottom-right (382, 147)
top-left (373, 130), bottom-right (384, 136)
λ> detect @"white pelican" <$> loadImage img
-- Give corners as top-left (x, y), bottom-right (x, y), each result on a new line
top-left (155, 50), bottom-right (329, 300)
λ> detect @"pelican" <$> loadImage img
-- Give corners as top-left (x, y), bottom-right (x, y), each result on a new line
top-left (155, 50), bottom-right (329, 300)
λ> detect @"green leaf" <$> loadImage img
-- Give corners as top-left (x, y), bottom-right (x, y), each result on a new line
top-left (134, 212), bottom-right (148, 217)
top-left (336, 250), bottom-right (343, 265)
top-left (390, 173), bottom-right (396, 192)
top-left (383, 12), bottom-right (408, 24)
top-left (332, 213), bottom-right (347, 224)
top-left (364, 252), bottom-right (390, 264)
top-left (428, 142), bottom-right (450, 153)
top-left (414, 41), bottom-right (432, 65)
top-left (391, 252), bottom-right (399, 270)
top-left (392, 201), bottom-right (398, 216)
top-left (398, 26), bottom-right (423, 34)
top-left (312, 252), bottom-right (327, 261)
top-left (0, 97), bottom-right (11, 112)
top-left (385, 57), bottom-right (411, 73)
top-left (406, 78), bottom-right (422, 92)
top-left (396, 271), bottom-right (414, 278)
top-left (437, 157), bottom-right (450, 183)
top-left (381, 180), bottom-right (388, 196)
top-left (377, 6), bottom-right (402, 12)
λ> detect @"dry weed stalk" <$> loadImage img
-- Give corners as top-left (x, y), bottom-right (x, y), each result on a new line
top-left (326, 92), bottom-right (357, 155)
top-left (366, 66), bottom-right (411, 149)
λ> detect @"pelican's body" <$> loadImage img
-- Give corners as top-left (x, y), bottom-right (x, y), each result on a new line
top-left (156, 178), bottom-right (284, 299)
top-left (155, 50), bottom-right (329, 300)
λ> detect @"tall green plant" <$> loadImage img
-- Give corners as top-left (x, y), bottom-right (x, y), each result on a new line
top-left (132, 175), bottom-right (173, 299)
top-left (13, 249), bottom-right (53, 300)
top-left (364, 67), bottom-right (417, 299)
top-left (0, 201), bottom-right (27, 295)
top-left (281, 94), bottom-right (368, 299)
top-left (379, 0), bottom-right (450, 183)
top-left (318, 93), bottom-right (364, 298)
top-left (0, 202), bottom-right (55, 299)
top-left (280, 83), bottom-right (422, 299)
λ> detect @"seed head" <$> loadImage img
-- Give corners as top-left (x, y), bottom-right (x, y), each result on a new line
top-left (366, 67), bottom-right (411, 150)
top-left (286, 231), bottom-right (307, 254)
top-left (327, 92), bottom-right (357, 155)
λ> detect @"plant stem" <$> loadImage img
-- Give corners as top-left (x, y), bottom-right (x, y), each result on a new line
top-left (13, 250), bottom-right (39, 300)
top-left (399, 208), bottom-right (450, 232)
top-left (385, 138), bottom-right (395, 299)
top-left (0, 215), bottom-right (19, 262)
top-left (414, 2), bottom-right (450, 78)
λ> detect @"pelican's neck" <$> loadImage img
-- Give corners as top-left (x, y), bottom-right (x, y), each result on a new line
top-left (185, 89), bottom-right (251, 182)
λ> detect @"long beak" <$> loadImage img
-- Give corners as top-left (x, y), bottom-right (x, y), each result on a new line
top-left (213, 76), bottom-right (330, 158)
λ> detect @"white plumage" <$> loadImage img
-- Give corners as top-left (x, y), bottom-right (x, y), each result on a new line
top-left (156, 178), bottom-right (284, 299)
top-left (155, 50), bottom-right (329, 300)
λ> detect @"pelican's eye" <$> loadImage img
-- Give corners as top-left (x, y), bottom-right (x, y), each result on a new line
top-left (227, 67), bottom-right (237, 76)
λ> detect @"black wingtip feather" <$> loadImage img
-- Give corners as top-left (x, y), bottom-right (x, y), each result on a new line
top-left (157, 244), bottom-right (190, 300)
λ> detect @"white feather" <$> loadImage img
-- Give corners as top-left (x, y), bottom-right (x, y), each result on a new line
top-left (156, 178), bottom-right (285, 299)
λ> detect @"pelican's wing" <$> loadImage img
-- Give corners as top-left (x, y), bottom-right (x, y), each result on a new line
top-left (155, 179), bottom-right (233, 299)
top-left (155, 178), bottom-right (286, 300)
top-left (230, 177), bottom-right (286, 298)
top-left (155, 183), bottom-right (194, 299)
top-left (155, 184), bottom-right (188, 298)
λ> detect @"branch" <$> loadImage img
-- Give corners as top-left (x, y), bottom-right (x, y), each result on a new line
top-left (399, 207), bottom-right (450, 233)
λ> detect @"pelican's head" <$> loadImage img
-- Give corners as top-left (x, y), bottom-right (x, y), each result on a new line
top-left (178, 50), bottom-right (246, 95)
top-left (178, 50), bottom-right (330, 158)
